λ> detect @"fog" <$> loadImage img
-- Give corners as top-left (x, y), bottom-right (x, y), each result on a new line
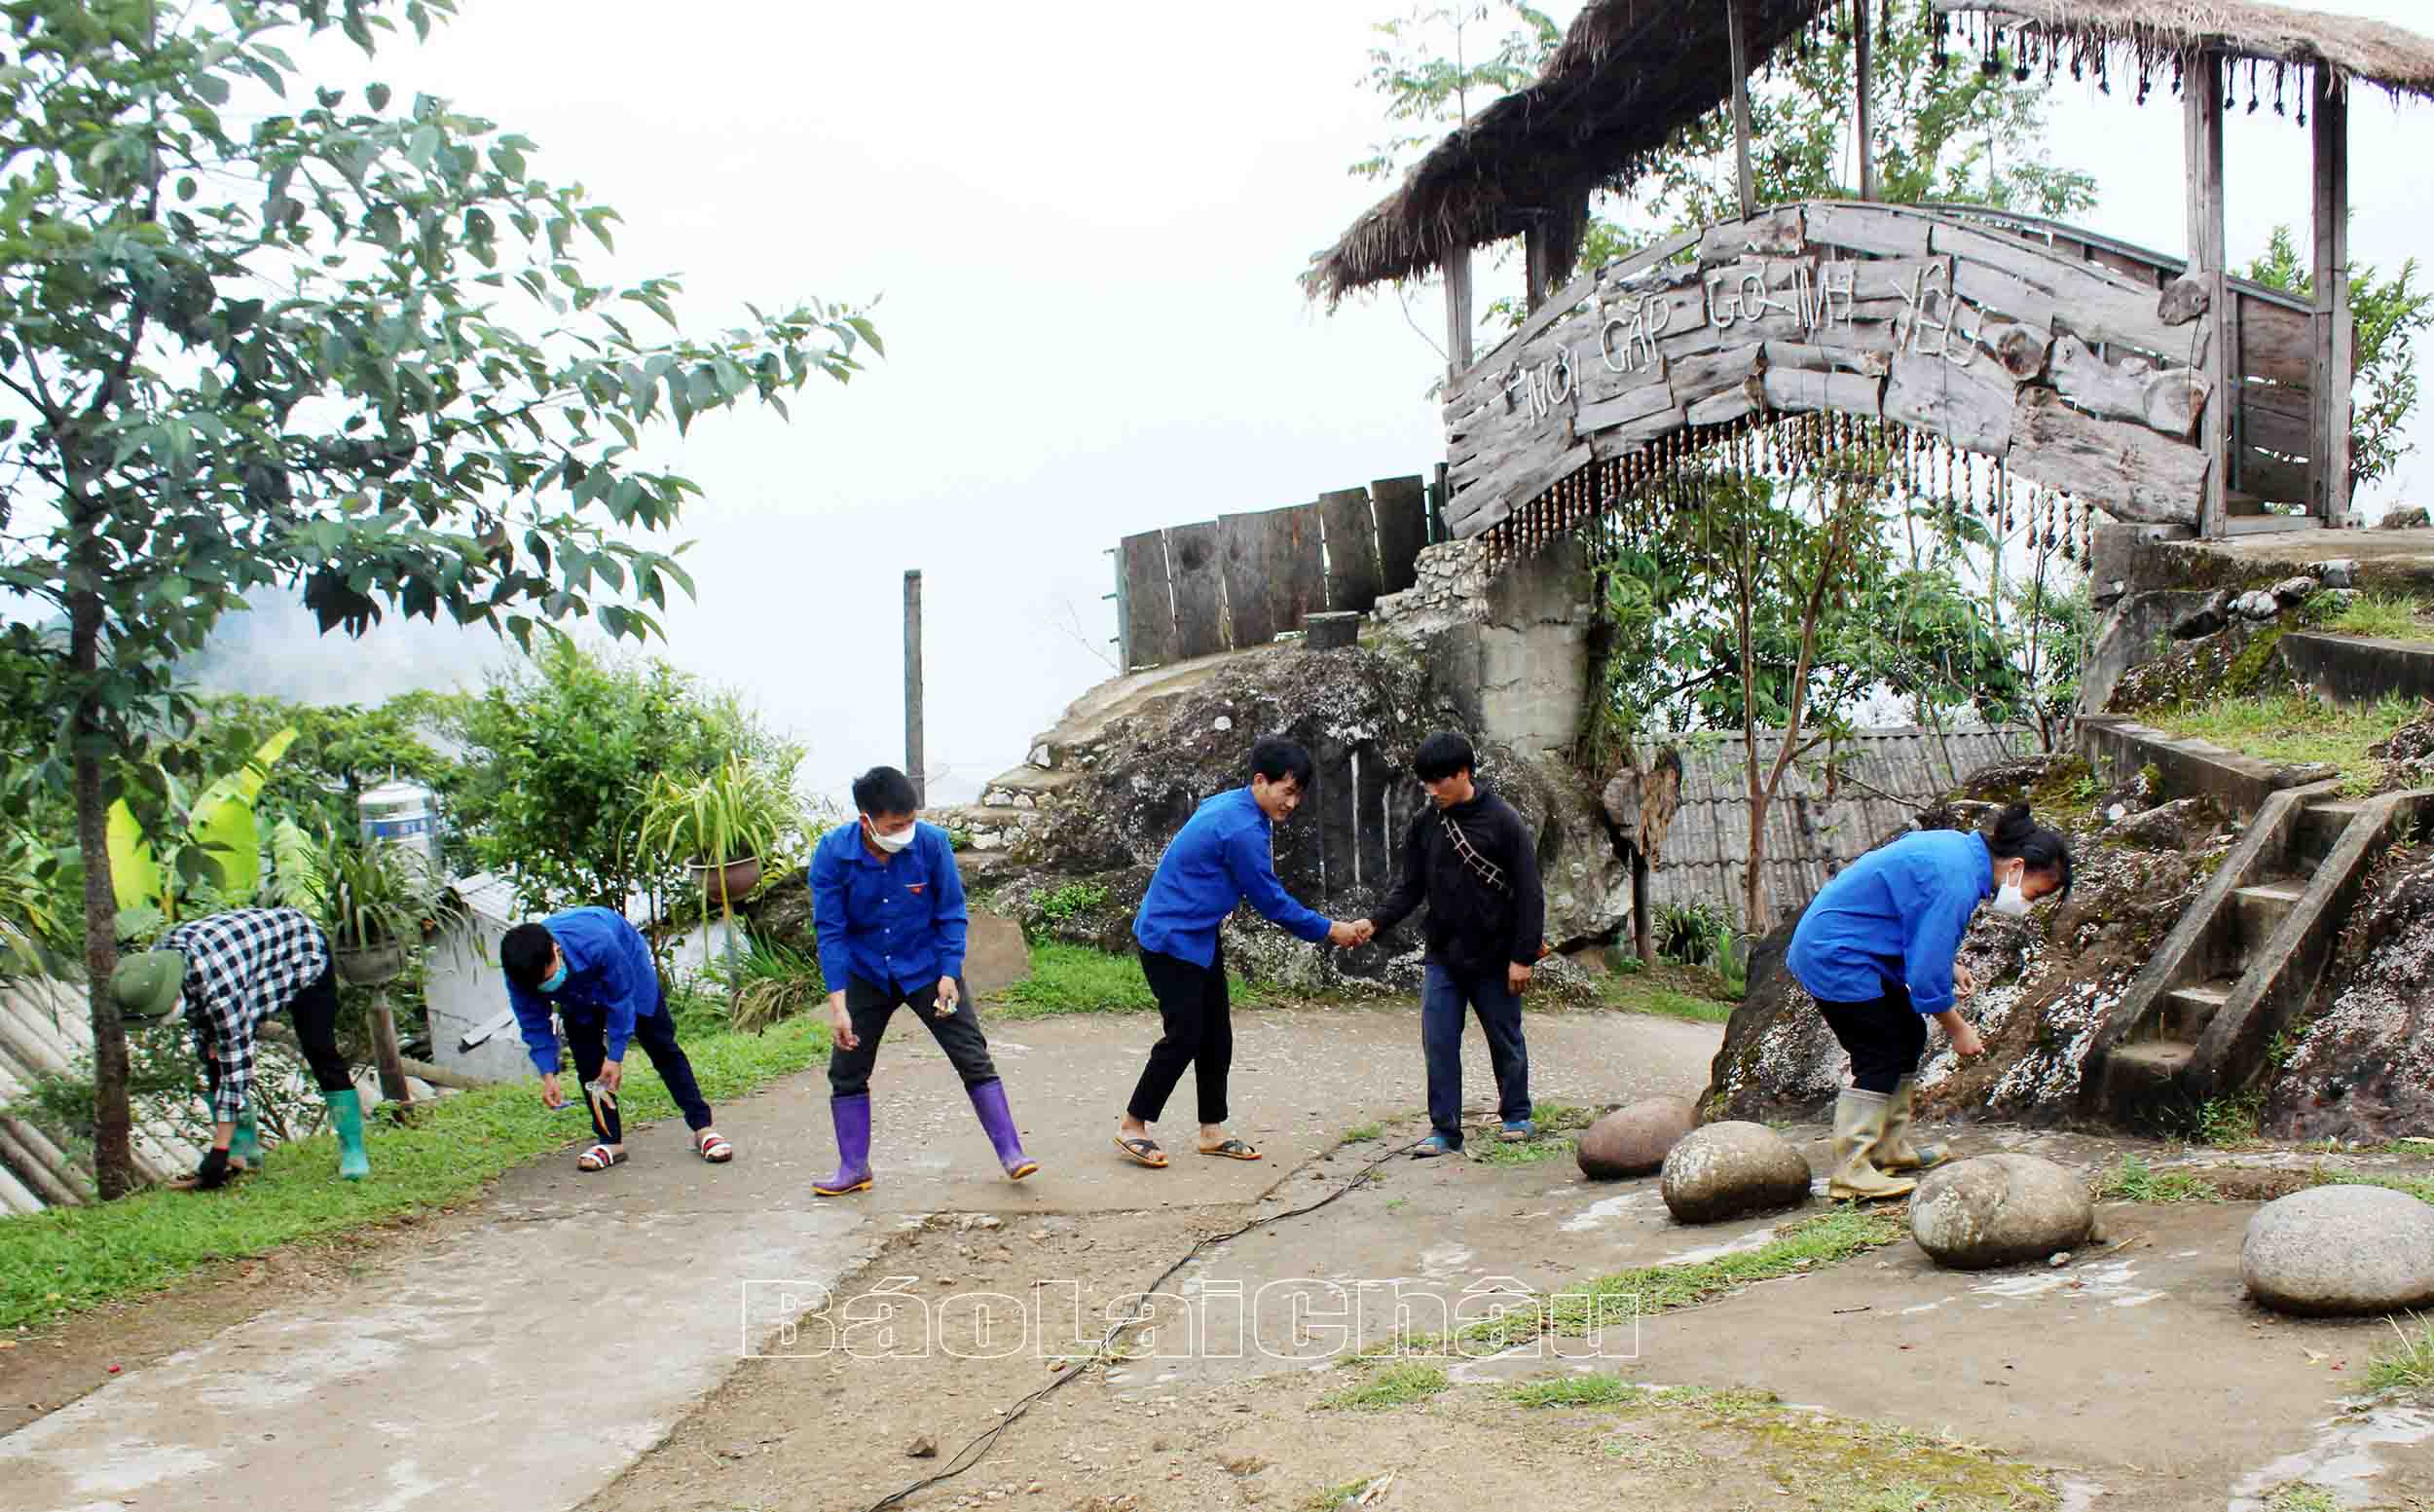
top-left (172, 1), bottom-right (2434, 805)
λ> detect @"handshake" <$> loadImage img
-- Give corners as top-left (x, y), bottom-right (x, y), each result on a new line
top-left (1327, 918), bottom-right (1378, 949)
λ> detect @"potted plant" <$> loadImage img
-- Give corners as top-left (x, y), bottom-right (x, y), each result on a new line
top-left (640, 756), bottom-right (794, 910)
top-left (322, 838), bottom-right (454, 985)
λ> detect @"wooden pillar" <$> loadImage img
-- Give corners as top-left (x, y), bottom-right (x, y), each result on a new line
top-left (1854, 0), bottom-right (1875, 202)
top-left (1525, 224), bottom-right (1552, 313)
top-left (2186, 49), bottom-right (2231, 538)
top-left (2312, 70), bottom-right (2353, 527)
top-left (369, 988), bottom-right (411, 1114)
top-left (1727, 0), bottom-right (1756, 220)
top-left (1443, 246), bottom-right (1475, 387)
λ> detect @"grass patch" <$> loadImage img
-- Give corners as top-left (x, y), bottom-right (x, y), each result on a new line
top-left (2324, 591), bottom-right (2434, 642)
top-left (1319, 1361), bottom-right (1451, 1411)
top-left (1751, 1406), bottom-right (2060, 1510)
top-left (1599, 962), bottom-right (1742, 1021)
top-left (2367, 1314), bottom-right (2433, 1398)
top-left (1400, 1206), bottom-right (1906, 1356)
top-left (2142, 691), bottom-right (2420, 797)
top-left (1303, 1476), bottom-right (1391, 1511)
top-left (993, 941), bottom-right (1260, 1018)
top-left (1471, 1100), bottom-right (1597, 1167)
top-left (2332, 1172), bottom-right (2434, 1205)
top-left (1342, 1123), bottom-right (1383, 1144)
top-left (0, 1018), bottom-right (829, 1332)
top-left (2093, 1155), bottom-right (2221, 1203)
top-left (1507, 1372), bottom-right (1636, 1408)
top-left (2263, 1486), bottom-right (2343, 1512)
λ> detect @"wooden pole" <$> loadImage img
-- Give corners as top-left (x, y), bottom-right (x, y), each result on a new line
top-left (1444, 245), bottom-right (1475, 388)
top-left (1854, 0), bottom-right (1875, 202)
top-left (2186, 50), bottom-right (2231, 539)
top-left (1632, 849), bottom-right (1654, 966)
top-left (368, 987), bottom-right (411, 1113)
top-left (2312, 70), bottom-right (2353, 527)
top-left (904, 569), bottom-right (925, 805)
top-left (1727, 0), bottom-right (1756, 220)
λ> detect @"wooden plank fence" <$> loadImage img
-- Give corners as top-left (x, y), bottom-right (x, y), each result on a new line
top-left (1113, 474), bottom-right (1432, 672)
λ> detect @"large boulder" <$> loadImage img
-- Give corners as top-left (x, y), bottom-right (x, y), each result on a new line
top-left (2242, 1185), bottom-right (2434, 1316)
top-left (1659, 1122), bottom-right (1813, 1223)
top-left (1909, 1154), bottom-right (2094, 1270)
top-left (1576, 1095), bottom-right (1697, 1180)
top-left (942, 643), bottom-right (1629, 992)
top-left (2270, 847), bottom-right (2434, 1142)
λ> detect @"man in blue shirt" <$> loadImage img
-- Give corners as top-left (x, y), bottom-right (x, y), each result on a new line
top-left (810, 765), bottom-right (1036, 1197)
top-left (1116, 738), bottom-right (1367, 1169)
top-left (501, 906), bottom-right (731, 1171)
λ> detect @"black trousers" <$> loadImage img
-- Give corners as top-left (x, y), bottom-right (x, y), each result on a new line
top-left (1816, 980), bottom-right (1929, 1095)
top-left (208, 964), bottom-right (352, 1105)
top-left (566, 986), bottom-right (714, 1142)
top-left (826, 974), bottom-right (998, 1098)
top-left (1126, 945), bottom-right (1232, 1126)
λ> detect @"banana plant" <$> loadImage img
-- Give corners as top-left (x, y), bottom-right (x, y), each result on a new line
top-left (107, 727), bottom-right (300, 925)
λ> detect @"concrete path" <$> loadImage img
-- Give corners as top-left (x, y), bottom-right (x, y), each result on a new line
top-left (0, 1005), bottom-right (1719, 1512)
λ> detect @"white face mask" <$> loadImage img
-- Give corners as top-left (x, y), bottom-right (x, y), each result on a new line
top-left (866, 817), bottom-right (915, 854)
top-left (1992, 868), bottom-right (2030, 918)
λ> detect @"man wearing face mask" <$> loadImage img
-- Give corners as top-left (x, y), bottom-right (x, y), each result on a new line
top-left (501, 906), bottom-right (732, 1171)
top-left (1788, 801), bottom-right (2074, 1200)
top-left (810, 765), bottom-right (1037, 1197)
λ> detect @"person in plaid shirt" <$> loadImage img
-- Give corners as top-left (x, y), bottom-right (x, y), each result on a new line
top-left (110, 906), bottom-right (369, 1190)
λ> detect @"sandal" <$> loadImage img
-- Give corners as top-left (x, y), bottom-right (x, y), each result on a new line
top-left (576, 1143), bottom-right (627, 1172)
top-left (696, 1130), bottom-right (734, 1163)
top-left (1199, 1138), bottom-right (1262, 1162)
top-left (1113, 1135), bottom-right (1168, 1169)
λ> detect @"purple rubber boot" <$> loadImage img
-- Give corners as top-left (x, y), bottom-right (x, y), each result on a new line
top-left (813, 1092), bottom-right (873, 1197)
top-left (967, 1079), bottom-right (1039, 1181)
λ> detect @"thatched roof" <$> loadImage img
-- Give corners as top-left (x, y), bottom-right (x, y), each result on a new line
top-left (1306, 0), bottom-right (2434, 304)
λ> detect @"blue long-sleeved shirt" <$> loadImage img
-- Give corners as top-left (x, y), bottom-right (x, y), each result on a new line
top-left (1786, 830), bottom-right (1992, 1014)
top-left (809, 820), bottom-right (968, 994)
top-left (1134, 787), bottom-right (1331, 968)
top-left (505, 905), bottom-right (664, 1074)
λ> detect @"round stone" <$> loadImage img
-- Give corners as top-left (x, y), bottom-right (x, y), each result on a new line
top-left (1910, 1155), bottom-right (2094, 1270)
top-left (2242, 1185), bottom-right (2434, 1317)
top-left (1659, 1121), bottom-right (1813, 1224)
top-left (1577, 1095), bottom-right (1698, 1180)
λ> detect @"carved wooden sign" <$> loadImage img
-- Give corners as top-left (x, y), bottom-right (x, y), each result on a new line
top-left (1438, 201), bottom-right (2303, 542)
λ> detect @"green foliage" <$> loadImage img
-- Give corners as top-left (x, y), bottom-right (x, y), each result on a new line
top-left (711, 930), bottom-right (827, 1034)
top-left (1470, 1100), bottom-right (1594, 1166)
top-left (319, 833), bottom-right (459, 951)
top-left (1036, 881), bottom-right (1112, 926)
top-left (2091, 1155), bottom-right (2220, 1203)
top-left (2325, 592), bottom-right (2434, 643)
top-left (2367, 1314), bottom-right (2433, 1399)
top-left (1343, 1122), bottom-right (1384, 1143)
top-left (1655, 900), bottom-right (1729, 965)
top-left (1350, 3), bottom-right (1555, 183)
top-left (1319, 1361), bottom-right (1452, 1411)
top-left (107, 727), bottom-right (298, 926)
top-left (640, 753), bottom-right (799, 901)
top-left (1506, 1373), bottom-right (1634, 1409)
top-left (2247, 226), bottom-right (2432, 494)
top-left (2143, 692), bottom-right (2419, 799)
top-left (0, 1016), bottom-right (830, 1330)
top-left (2194, 1091), bottom-right (2266, 1148)
top-left (439, 639), bottom-right (804, 913)
top-left (195, 692), bottom-right (458, 838)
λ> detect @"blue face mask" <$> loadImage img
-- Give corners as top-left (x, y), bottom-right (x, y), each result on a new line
top-left (538, 962), bottom-right (568, 993)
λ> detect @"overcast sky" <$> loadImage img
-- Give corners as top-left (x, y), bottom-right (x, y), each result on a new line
top-left (222, 0), bottom-right (2434, 808)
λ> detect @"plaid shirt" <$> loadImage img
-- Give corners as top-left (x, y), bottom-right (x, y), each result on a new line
top-left (161, 908), bottom-right (332, 1124)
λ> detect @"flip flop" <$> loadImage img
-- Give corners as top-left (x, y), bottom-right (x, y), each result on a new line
top-left (1113, 1135), bottom-right (1168, 1169)
top-left (1198, 1138), bottom-right (1262, 1162)
top-left (576, 1143), bottom-right (627, 1172)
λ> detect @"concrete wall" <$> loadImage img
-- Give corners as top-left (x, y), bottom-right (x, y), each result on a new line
top-left (1378, 538), bottom-right (1597, 762)
top-left (425, 916), bottom-right (531, 1083)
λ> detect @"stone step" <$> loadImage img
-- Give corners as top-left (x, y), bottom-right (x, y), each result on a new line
top-left (2233, 877), bottom-right (2307, 948)
top-left (2294, 799), bottom-right (2368, 867)
top-left (2161, 979), bottom-right (2235, 1041)
top-left (2277, 631), bottom-right (2434, 710)
top-left (2101, 1040), bottom-right (2194, 1115)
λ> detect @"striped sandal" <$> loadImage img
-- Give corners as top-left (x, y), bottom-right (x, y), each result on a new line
top-left (696, 1129), bottom-right (734, 1163)
top-left (576, 1143), bottom-right (627, 1172)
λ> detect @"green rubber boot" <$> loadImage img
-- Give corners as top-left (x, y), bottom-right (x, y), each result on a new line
top-left (324, 1088), bottom-right (370, 1181)
top-left (229, 1106), bottom-right (265, 1173)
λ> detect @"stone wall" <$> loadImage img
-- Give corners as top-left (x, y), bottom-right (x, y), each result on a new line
top-left (1375, 537), bottom-right (1597, 763)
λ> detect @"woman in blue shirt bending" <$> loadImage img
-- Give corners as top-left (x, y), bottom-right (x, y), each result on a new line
top-left (1788, 802), bottom-right (2073, 1201)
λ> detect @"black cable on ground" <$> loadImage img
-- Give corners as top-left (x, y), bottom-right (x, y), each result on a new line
top-left (863, 1133), bottom-right (1428, 1512)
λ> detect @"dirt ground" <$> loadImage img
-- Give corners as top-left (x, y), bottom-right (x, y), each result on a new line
top-left (7, 1004), bottom-right (2430, 1512)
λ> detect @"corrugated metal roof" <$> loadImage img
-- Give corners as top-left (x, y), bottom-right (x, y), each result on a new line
top-left (447, 871), bottom-right (524, 928)
top-left (0, 976), bottom-right (205, 1211)
top-left (1644, 725), bottom-right (2034, 928)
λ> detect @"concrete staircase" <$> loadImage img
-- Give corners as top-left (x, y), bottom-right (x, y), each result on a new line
top-left (2084, 756), bottom-right (2431, 1130)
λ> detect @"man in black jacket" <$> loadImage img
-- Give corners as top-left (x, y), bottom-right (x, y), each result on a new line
top-left (1358, 731), bottom-right (1545, 1158)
